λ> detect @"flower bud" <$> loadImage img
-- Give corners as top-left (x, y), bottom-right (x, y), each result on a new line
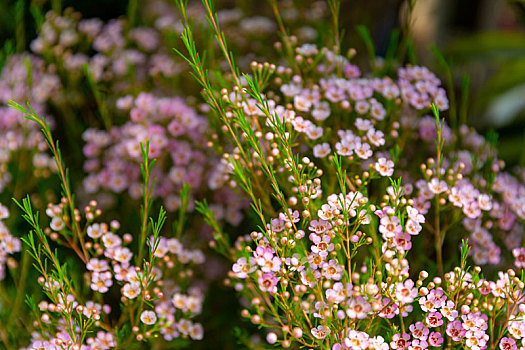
top-left (266, 333), bottom-right (277, 344)
top-left (293, 327), bottom-right (303, 338)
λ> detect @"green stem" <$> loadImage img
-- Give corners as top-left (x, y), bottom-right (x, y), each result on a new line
top-left (434, 198), bottom-right (443, 277)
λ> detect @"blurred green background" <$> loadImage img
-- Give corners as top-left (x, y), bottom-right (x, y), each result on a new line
top-left (2, 0), bottom-right (525, 166)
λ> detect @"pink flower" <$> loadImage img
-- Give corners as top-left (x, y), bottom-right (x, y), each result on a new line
top-left (102, 232), bottom-right (122, 248)
top-left (140, 310), bottom-right (157, 325)
top-left (313, 143), bottom-right (331, 158)
top-left (419, 295), bottom-right (437, 313)
top-left (509, 320), bottom-right (525, 339)
top-left (122, 283), bottom-right (141, 299)
top-left (378, 298), bottom-right (398, 319)
top-left (396, 280), bottom-right (417, 304)
top-left (113, 246), bottom-right (133, 263)
top-left (311, 234), bottom-right (334, 255)
top-left (306, 125), bottom-right (324, 140)
top-left (355, 142), bottom-right (373, 159)
top-left (311, 325), bottom-right (330, 339)
top-left (499, 338), bottom-right (517, 350)
top-left (232, 257), bottom-right (257, 278)
top-left (300, 268), bottom-right (320, 287)
top-left (379, 216), bottom-right (402, 239)
top-left (440, 300), bottom-right (458, 321)
top-left (406, 205), bottom-right (425, 223)
top-left (465, 329), bottom-right (488, 350)
top-left (409, 322), bottom-right (429, 340)
top-left (512, 248), bottom-right (525, 269)
top-left (268, 218), bottom-right (285, 233)
top-left (346, 296), bottom-right (371, 319)
top-left (461, 312), bottom-right (488, 332)
top-left (309, 220), bottom-right (332, 234)
top-left (255, 249), bottom-right (281, 273)
top-left (375, 157), bottom-right (394, 176)
top-left (428, 332), bottom-right (443, 347)
top-left (87, 223), bottom-right (104, 239)
top-left (312, 101), bottom-right (331, 121)
top-left (405, 219), bottom-right (422, 235)
top-left (326, 282), bottom-right (351, 304)
top-left (313, 301), bottom-right (330, 319)
top-left (408, 339), bottom-right (428, 350)
top-left (428, 178), bottom-right (447, 194)
top-left (368, 128), bottom-right (385, 146)
top-left (189, 323), bottom-right (204, 340)
top-left (86, 258), bottom-right (109, 272)
top-left (344, 330), bottom-right (370, 349)
top-left (390, 333), bottom-right (410, 349)
top-left (322, 260), bottom-right (343, 280)
top-left (446, 320), bottom-right (466, 342)
top-left (477, 194), bottom-right (492, 211)
top-left (258, 273), bottom-right (279, 293)
top-left (425, 312), bottom-right (443, 328)
top-left (394, 231), bottom-right (412, 251)
top-left (91, 271), bottom-right (113, 293)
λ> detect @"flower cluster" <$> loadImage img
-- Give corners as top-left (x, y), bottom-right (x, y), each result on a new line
top-left (175, 7), bottom-right (525, 346)
top-left (227, 179), bottom-right (525, 349)
top-left (23, 198), bottom-right (204, 349)
top-left (0, 54), bottom-right (58, 192)
top-left (30, 9), bottom-right (177, 90)
top-left (82, 92), bottom-right (244, 223)
top-left (213, 41), bottom-right (525, 267)
top-left (0, 203), bottom-right (21, 280)
top-left (409, 123), bottom-right (525, 266)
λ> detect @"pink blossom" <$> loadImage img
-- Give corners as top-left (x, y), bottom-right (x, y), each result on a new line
top-left (446, 320), bottom-right (466, 341)
top-left (396, 279), bottom-right (417, 304)
top-left (425, 312), bottom-right (443, 328)
top-left (258, 273), bottom-right (279, 293)
top-left (409, 322), bottom-right (429, 340)
top-left (390, 333), bottom-right (410, 349)
top-left (499, 338), bottom-right (517, 350)
top-left (346, 296), bottom-right (371, 319)
top-left (375, 157), bottom-right (394, 176)
top-left (427, 332), bottom-right (443, 347)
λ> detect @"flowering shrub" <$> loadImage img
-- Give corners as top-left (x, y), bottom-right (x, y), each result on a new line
top-left (22, 198), bottom-right (205, 349)
top-left (10, 104), bottom-right (205, 349)
top-left (15, 7), bottom-right (251, 224)
top-left (0, 203), bottom-right (21, 280)
top-left (199, 40), bottom-right (523, 269)
top-left (0, 54), bottom-right (59, 193)
top-left (81, 92), bottom-right (245, 223)
top-left (1, 0), bottom-right (525, 349)
top-left (175, 0), bottom-right (525, 348)
top-left (30, 8), bottom-right (178, 95)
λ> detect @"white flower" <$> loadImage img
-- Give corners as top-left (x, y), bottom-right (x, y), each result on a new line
top-left (87, 223), bottom-right (104, 238)
top-left (0, 204), bottom-right (8, 219)
top-left (375, 158), bottom-right (394, 176)
top-left (355, 142), bottom-right (373, 159)
top-left (102, 234), bottom-right (121, 250)
top-left (113, 247), bottom-right (133, 263)
top-left (50, 217), bottom-right (65, 231)
top-left (311, 325), bottom-right (330, 339)
top-left (140, 310), bottom-right (157, 325)
top-left (123, 283), bottom-right (141, 299)
top-left (313, 143), bottom-right (331, 158)
top-left (189, 323), bottom-right (204, 340)
top-left (428, 178), bottom-right (448, 194)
